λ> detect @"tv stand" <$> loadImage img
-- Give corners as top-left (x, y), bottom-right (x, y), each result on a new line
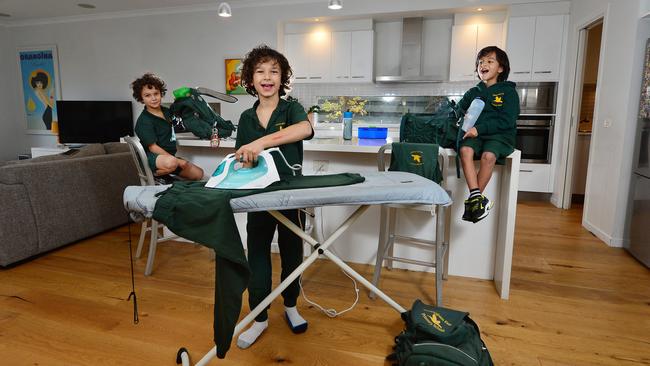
top-left (31, 146), bottom-right (70, 158)
top-left (64, 143), bottom-right (86, 149)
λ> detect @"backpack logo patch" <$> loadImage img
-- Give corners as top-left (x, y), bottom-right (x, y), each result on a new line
top-left (492, 93), bottom-right (504, 107)
top-left (422, 310), bottom-right (452, 332)
top-left (410, 151), bottom-right (423, 165)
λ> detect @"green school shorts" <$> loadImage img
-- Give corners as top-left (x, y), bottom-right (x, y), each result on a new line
top-left (459, 136), bottom-right (514, 165)
top-left (146, 152), bottom-right (185, 175)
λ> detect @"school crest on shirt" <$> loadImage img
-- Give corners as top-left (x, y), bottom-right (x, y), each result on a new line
top-left (492, 93), bottom-right (504, 107)
top-left (410, 151), bottom-right (423, 165)
top-left (275, 121), bottom-right (286, 130)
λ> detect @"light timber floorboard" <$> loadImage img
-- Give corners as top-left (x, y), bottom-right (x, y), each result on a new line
top-left (1, 202), bottom-right (649, 365)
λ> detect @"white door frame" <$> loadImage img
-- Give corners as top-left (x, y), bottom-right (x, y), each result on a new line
top-left (560, 16), bottom-right (606, 209)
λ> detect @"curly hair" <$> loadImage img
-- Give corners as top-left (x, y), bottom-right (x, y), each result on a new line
top-left (241, 45), bottom-right (292, 97)
top-left (130, 73), bottom-right (167, 103)
top-left (475, 46), bottom-right (510, 82)
top-left (30, 72), bottom-right (49, 89)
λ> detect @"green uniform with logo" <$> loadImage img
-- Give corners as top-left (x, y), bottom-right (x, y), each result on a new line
top-left (134, 106), bottom-right (177, 171)
top-left (235, 98), bottom-right (313, 322)
top-left (458, 81), bottom-right (519, 164)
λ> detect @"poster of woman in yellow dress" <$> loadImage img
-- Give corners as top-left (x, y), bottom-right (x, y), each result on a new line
top-left (18, 45), bottom-right (61, 134)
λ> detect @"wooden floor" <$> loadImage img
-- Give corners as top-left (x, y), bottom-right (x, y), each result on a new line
top-left (1, 201), bottom-right (649, 365)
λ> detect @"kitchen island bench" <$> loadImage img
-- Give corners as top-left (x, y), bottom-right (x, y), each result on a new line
top-left (176, 134), bottom-right (520, 299)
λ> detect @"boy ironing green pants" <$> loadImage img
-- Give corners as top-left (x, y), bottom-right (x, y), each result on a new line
top-left (233, 44), bottom-right (315, 349)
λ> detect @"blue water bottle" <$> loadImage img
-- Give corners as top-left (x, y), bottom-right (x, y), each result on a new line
top-left (462, 97), bottom-right (485, 132)
top-left (343, 111), bottom-right (353, 140)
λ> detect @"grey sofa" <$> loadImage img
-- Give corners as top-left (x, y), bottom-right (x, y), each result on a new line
top-left (0, 142), bottom-right (139, 266)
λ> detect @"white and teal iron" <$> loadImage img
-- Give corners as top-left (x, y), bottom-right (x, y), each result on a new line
top-left (205, 147), bottom-right (300, 189)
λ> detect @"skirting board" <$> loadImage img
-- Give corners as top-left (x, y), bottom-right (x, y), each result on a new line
top-left (582, 219), bottom-right (624, 248)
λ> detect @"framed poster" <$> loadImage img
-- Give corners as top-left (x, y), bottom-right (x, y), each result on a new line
top-left (225, 58), bottom-right (246, 95)
top-left (17, 45), bottom-right (61, 134)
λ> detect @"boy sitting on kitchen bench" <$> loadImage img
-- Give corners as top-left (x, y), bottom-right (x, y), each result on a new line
top-left (457, 46), bottom-right (520, 223)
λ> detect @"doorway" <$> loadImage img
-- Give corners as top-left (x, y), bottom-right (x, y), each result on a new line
top-left (562, 18), bottom-right (604, 209)
top-left (571, 21), bottom-right (603, 204)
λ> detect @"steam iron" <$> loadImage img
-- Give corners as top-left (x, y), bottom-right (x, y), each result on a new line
top-left (205, 148), bottom-right (282, 189)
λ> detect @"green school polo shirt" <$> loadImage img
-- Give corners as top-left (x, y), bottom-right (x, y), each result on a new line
top-left (134, 106), bottom-right (177, 156)
top-left (235, 98), bottom-right (313, 176)
top-left (457, 81), bottom-right (520, 146)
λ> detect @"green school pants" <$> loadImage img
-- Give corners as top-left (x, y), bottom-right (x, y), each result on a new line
top-left (246, 209), bottom-right (305, 321)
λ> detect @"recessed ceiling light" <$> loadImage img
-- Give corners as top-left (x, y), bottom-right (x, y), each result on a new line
top-left (477, 8), bottom-right (483, 12)
top-left (0, 13), bottom-right (11, 17)
top-left (78, 3), bottom-right (96, 9)
top-left (315, 18), bottom-right (320, 22)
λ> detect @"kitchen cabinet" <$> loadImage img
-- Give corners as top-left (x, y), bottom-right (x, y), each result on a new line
top-left (285, 32), bottom-right (331, 83)
top-left (331, 30), bottom-right (374, 83)
top-left (285, 29), bottom-right (372, 84)
top-left (506, 15), bottom-right (566, 81)
top-left (449, 23), bottom-right (503, 81)
top-left (518, 163), bottom-right (552, 192)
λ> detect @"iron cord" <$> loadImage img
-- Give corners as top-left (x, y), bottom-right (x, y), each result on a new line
top-left (126, 215), bottom-right (139, 324)
top-left (297, 197), bottom-right (360, 318)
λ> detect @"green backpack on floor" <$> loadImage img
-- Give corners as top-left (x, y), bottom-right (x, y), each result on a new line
top-left (388, 300), bottom-right (494, 366)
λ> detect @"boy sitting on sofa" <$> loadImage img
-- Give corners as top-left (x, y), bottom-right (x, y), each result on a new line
top-left (130, 73), bottom-right (204, 181)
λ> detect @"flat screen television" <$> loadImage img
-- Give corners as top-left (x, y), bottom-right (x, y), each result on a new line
top-left (56, 100), bottom-right (134, 144)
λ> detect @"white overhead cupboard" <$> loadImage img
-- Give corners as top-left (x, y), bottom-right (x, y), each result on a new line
top-left (449, 23), bottom-right (504, 81)
top-left (331, 31), bottom-right (374, 82)
top-left (506, 15), bottom-right (567, 82)
top-left (284, 26), bottom-right (374, 84)
top-left (284, 32), bottom-right (332, 83)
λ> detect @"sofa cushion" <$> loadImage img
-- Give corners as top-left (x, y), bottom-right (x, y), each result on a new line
top-left (103, 141), bottom-right (129, 154)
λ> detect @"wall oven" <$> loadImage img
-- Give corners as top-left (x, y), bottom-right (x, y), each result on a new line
top-left (515, 82), bottom-right (556, 164)
top-left (516, 116), bottom-right (553, 163)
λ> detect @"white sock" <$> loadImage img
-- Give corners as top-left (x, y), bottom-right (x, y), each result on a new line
top-left (236, 320), bottom-right (268, 349)
top-left (284, 306), bottom-right (308, 333)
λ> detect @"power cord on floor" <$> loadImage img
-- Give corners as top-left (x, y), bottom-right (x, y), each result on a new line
top-left (297, 208), bottom-right (360, 318)
top-left (126, 215), bottom-right (139, 324)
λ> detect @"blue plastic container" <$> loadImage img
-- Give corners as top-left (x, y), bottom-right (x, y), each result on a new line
top-left (358, 127), bottom-right (388, 139)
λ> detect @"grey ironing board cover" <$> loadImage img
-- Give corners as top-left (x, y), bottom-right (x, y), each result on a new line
top-left (123, 171), bottom-right (451, 221)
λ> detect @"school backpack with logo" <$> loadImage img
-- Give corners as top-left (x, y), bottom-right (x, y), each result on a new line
top-left (387, 300), bottom-right (494, 366)
top-left (399, 100), bottom-right (464, 177)
top-left (169, 87), bottom-right (236, 139)
top-left (399, 100), bottom-right (462, 149)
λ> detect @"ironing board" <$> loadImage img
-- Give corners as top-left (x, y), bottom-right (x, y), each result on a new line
top-left (123, 171), bottom-right (452, 366)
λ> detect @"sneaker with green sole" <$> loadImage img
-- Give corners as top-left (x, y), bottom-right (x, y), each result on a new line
top-left (462, 196), bottom-right (480, 222)
top-left (472, 195), bottom-right (494, 223)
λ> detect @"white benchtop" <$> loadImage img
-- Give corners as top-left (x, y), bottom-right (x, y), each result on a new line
top-left (176, 133), bottom-right (396, 153)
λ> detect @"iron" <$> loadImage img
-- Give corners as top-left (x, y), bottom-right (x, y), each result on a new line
top-left (205, 147), bottom-right (296, 189)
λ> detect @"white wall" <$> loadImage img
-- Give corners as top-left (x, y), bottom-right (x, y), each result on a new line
top-left (0, 27), bottom-right (24, 161)
top-left (554, 0), bottom-right (648, 246)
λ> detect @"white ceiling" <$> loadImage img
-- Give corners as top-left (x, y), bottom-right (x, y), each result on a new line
top-left (0, 0), bottom-right (320, 23)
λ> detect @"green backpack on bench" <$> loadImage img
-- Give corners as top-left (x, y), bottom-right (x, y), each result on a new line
top-left (399, 100), bottom-right (462, 149)
top-left (169, 87), bottom-right (236, 139)
top-left (388, 300), bottom-right (494, 366)
top-left (399, 100), bottom-right (463, 178)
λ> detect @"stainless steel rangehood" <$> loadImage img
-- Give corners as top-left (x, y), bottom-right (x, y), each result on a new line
top-left (375, 17), bottom-right (444, 83)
